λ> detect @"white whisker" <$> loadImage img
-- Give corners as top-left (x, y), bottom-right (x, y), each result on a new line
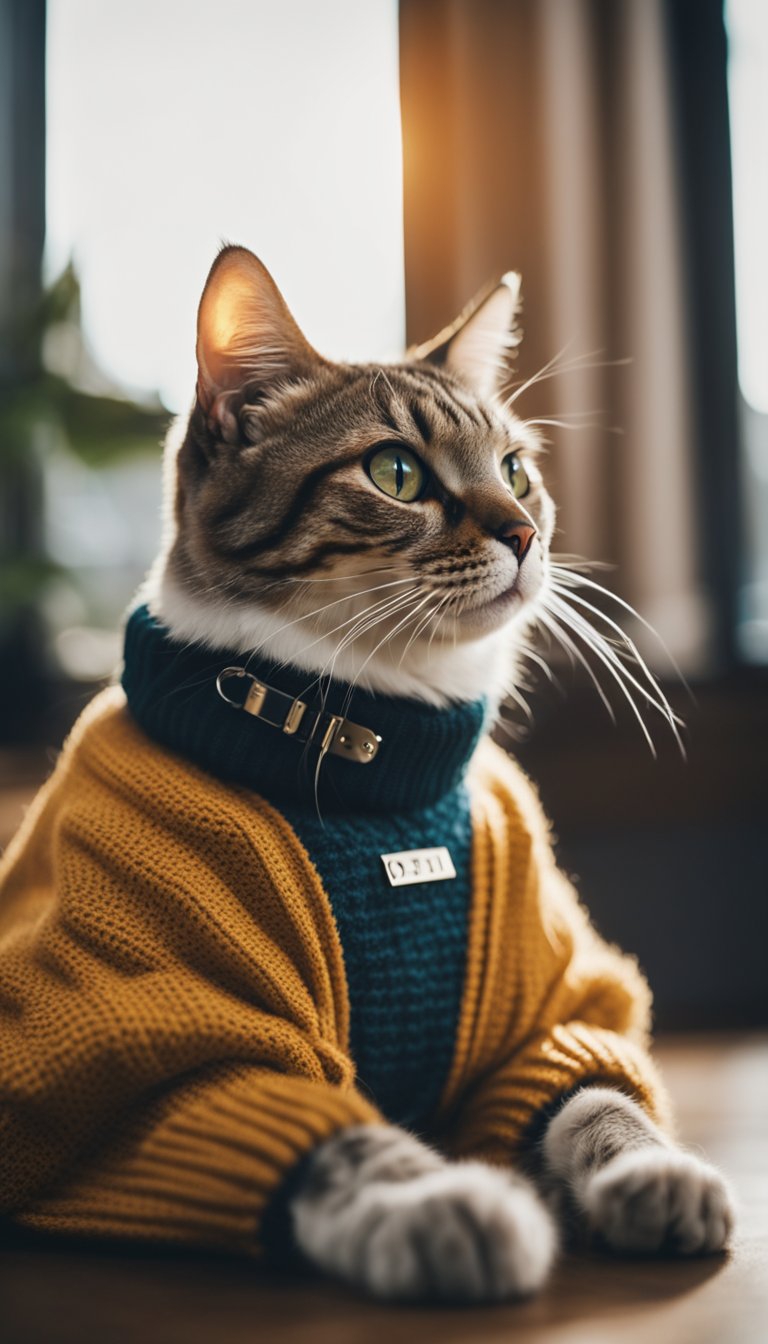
top-left (550, 553), bottom-right (614, 573)
top-left (263, 586), bottom-right (423, 681)
top-left (321, 589), bottom-right (426, 696)
top-left (242, 579), bottom-right (416, 670)
top-left (503, 347), bottom-right (632, 409)
top-left (549, 582), bottom-right (684, 741)
top-left (399, 591), bottom-right (449, 664)
top-left (502, 680), bottom-right (534, 723)
top-left (517, 641), bottom-right (558, 685)
top-left (426, 592), bottom-right (453, 657)
top-left (542, 599), bottom-right (656, 753)
top-left (276, 565), bottom-right (402, 585)
top-left (522, 416), bottom-right (615, 435)
top-left (543, 592), bottom-right (683, 758)
top-left (549, 564), bottom-right (693, 700)
top-left (536, 607), bottom-right (617, 722)
top-left (344, 591), bottom-right (433, 695)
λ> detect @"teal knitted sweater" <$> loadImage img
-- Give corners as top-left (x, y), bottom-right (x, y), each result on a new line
top-left (122, 605), bottom-right (488, 1131)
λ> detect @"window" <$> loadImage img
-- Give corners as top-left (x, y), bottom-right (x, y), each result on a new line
top-left (42, 0), bottom-right (404, 676)
top-left (726, 0), bottom-right (768, 660)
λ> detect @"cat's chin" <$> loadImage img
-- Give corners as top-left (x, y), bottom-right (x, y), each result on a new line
top-left (451, 585), bottom-right (525, 637)
top-left (144, 566), bottom-right (527, 709)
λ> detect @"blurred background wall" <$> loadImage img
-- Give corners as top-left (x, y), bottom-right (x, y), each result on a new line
top-left (1, 0), bottom-right (766, 1028)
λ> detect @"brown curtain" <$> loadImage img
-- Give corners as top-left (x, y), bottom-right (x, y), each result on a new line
top-left (400, 0), bottom-right (713, 673)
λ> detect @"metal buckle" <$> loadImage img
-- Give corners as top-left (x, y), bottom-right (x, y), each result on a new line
top-left (216, 668), bottom-right (306, 733)
top-left (215, 667), bottom-right (381, 764)
top-left (215, 666), bottom-right (252, 708)
top-left (329, 720), bottom-right (381, 763)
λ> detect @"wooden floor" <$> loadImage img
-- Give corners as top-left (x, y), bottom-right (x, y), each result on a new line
top-left (1, 1033), bottom-right (766, 1344)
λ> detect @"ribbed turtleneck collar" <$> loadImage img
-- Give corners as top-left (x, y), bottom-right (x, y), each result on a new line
top-left (121, 605), bottom-right (488, 814)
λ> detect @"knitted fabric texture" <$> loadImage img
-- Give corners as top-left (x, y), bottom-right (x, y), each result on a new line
top-left (122, 604), bottom-right (479, 1130)
top-left (121, 604), bottom-right (488, 813)
top-left (0, 690), bottom-right (669, 1257)
top-left (278, 795), bottom-right (473, 1129)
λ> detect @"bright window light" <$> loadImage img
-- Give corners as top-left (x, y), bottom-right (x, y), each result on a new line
top-left (727, 0), bottom-right (768, 661)
top-left (46, 0), bottom-right (405, 412)
top-left (726, 0), bottom-right (768, 414)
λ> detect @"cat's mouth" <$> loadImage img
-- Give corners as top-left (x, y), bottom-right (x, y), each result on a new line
top-left (450, 579), bottom-right (525, 631)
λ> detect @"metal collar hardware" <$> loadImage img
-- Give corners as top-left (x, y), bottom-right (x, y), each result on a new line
top-left (215, 667), bottom-right (382, 765)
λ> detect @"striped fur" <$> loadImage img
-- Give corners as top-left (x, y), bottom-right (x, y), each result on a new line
top-left (543, 1087), bottom-right (734, 1254)
top-left (291, 1124), bottom-right (556, 1302)
top-left (144, 247), bottom-right (733, 1301)
top-left (146, 248), bottom-right (552, 706)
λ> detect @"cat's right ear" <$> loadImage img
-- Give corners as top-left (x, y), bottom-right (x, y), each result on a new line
top-left (411, 274), bottom-right (522, 399)
top-left (196, 245), bottom-right (321, 431)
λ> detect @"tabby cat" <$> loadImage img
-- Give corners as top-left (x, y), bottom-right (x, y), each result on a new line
top-left (0, 245), bottom-right (732, 1297)
top-left (136, 246), bottom-right (732, 1300)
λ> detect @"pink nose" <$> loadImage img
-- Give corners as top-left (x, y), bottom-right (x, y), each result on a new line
top-left (498, 521), bottom-right (536, 563)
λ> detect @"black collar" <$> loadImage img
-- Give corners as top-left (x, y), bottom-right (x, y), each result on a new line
top-left (121, 604), bottom-right (488, 814)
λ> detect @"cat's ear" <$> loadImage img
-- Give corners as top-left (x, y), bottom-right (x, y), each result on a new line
top-left (412, 273), bottom-right (521, 399)
top-left (196, 245), bottom-right (320, 416)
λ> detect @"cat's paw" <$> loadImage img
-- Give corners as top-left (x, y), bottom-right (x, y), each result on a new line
top-left (583, 1146), bottom-right (734, 1255)
top-left (356, 1165), bottom-right (557, 1303)
top-left (296, 1160), bottom-right (556, 1303)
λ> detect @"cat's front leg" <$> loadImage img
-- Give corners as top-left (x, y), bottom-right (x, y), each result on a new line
top-left (542, 1086), bottom-right (734, 1254)
top-left (290, 1124), bottom-right (556, 1303)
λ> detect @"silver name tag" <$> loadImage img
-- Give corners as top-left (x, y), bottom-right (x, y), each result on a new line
top-left (380, 846), bottom-right (457, 888)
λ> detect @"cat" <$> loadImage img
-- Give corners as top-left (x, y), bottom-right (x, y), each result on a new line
top-left (145, 247), bottom-right (733, 1298)
top-left (0, 246), bottom-right (733, 1304)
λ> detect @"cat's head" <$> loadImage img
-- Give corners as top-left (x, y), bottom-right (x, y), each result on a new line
top-left (152, 245), bottom-right (555, 704)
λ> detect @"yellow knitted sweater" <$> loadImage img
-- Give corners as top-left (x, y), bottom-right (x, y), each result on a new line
top-left (0, 688), bottom-right (666, 1255)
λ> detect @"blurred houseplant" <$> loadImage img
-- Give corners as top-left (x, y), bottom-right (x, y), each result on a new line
top-left (0, 262), bottom-right (168, 743)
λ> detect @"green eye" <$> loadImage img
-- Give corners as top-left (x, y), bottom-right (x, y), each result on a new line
top-left (367, 446), bottom-right (425, 502)
top-left (501, 453), bottom-right (530, 499)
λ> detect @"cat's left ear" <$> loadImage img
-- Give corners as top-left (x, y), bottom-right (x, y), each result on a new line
top-left (412, 273), bottom-right (521, 399)
top-left (196, 244), bottom-right (322, 419)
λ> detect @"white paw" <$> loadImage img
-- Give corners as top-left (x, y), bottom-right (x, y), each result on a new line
top-left (583, 1147), bottom-right (734, 1255)
top-left (298, 1162), bottom-right (557, 1303)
